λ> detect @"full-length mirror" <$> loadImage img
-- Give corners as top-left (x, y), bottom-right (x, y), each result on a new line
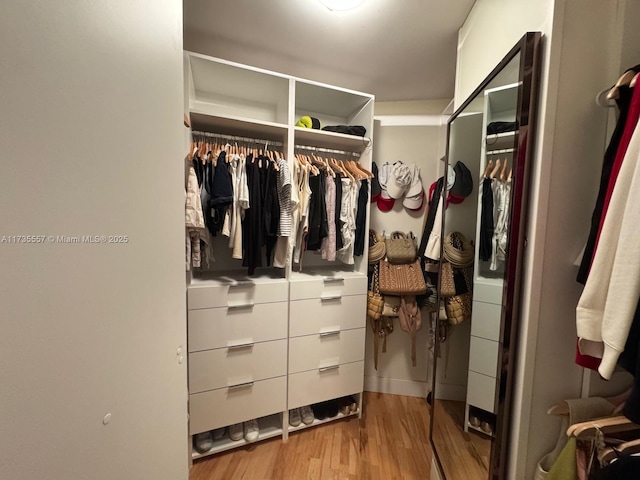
top-left (429, 32), bottom-right (541, 480)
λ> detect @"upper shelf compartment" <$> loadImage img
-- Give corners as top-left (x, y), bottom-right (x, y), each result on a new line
top-left (186, 52), bottom-right (290, 134)
top-left (294, 80), bottom-right (373, 151)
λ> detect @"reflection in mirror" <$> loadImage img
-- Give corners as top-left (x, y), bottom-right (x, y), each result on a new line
top-left (429, 32), bottom-right (541, 480)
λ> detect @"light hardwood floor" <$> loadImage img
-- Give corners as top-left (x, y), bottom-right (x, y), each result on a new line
top-left (189, 392), bottom-right (433, 480)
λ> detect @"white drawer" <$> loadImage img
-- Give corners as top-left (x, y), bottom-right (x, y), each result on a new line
top-left (288, 360), bottom-right (364, 409)
top-left (473, 279), bottom-right (503, 305)
top-left (468, 336), bottom-right (499, 378)
top-left (471, 301), bottom-right (502, 341)
top-left (188, 279), bottom-right (288, 309)
top-left (188, 302), bottom-right (288, 352)
top-left (289, 295), bottom-right (366, 337)
top-left (466, 371), bottom-right (496, 414)
top-left (189, 339), bottom-right (288, 394)
top-left (288, 328), bottom-right (365, 374)
top-left (189, 376), bottom-right (286, 434)
top-left (289, 273), bottom-right (367, 301)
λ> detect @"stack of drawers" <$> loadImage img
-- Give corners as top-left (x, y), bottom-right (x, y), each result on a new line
top-left (187, 278), bottom-right (289, 436)
top-left (287, 273), bottom-right (367, 410)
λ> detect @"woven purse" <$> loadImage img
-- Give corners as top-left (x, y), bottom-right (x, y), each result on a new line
top-left (378, 259), bottom-right (427, 295)
top-left (445, 292), bottom-right (473, 324)
top-left (443, 231), bottom-right (474, 268)
top-left (439, 261), bottom-right (456, 297)
top-left (386, 231), bottom-right (417, 264)
top-left (367, 263), bottom-right (384, 320)
top-left (368, 230), bottom-right (386, 264)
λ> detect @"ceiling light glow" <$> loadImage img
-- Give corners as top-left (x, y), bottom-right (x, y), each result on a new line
top-left (318, 0), bottom-right (366, 11)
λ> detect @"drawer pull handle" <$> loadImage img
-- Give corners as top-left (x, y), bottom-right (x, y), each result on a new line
top-left (320, 295), bottom-right (342, 301)
top-left (227, 341), bottom-right (255, 350)
top-left (319, 364), bottom-right (340, 373)
top-left (228, 381), bottom-right (254, 389)
top-left (323, 276), bottom-right (344, 284)
top-left (229, 281), bottom-right (254, 287)
top-left (227, 301), bottom-right (255, 309)
top-left (319, 330), bottom-right (340, 337)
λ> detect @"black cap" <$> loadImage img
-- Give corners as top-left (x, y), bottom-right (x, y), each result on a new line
top-left (451, 161), bottom-right (473, 198)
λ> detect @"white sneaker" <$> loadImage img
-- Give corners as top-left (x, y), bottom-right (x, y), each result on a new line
top-left (228, 423), bottom-right (243, 441)
top-left (212, 427), bottom-right (226, 440)
top-left (300, 405), bottom-right (315, 425)
top-left (289, 408), bottom-right (302, 427)
top-left (244, 419), bottom-right (259, 442)
top-left (194, 431), bottom-right (213, 453)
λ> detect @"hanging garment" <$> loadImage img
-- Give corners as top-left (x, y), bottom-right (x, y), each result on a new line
top-left (185, 164), bottom-right (205, 270)
top-left (577, 84), bottom-right (634, 284)
top-left (209, 151), bottom-right (234, 235)
top-left (261, 158), bottom-right (280, 266)
top-left (284, 159), bottom-right (301, 268)
top-left (273, 157), bottom-right (292, 269)
top-left (589, 456), bottom-right (640, 480)
top-left (320, 175), bottom-right (337, 261)
top-left (242, 154), bottom-right (263, 275)
top-left (334, 172), bottom-right (344, 251)
top-left (479, 177), bottom-right (495, 262)
top-left (336, 176), bottom-right (357, 265)
top-left (490, 179), bottom-right (510, 271)
top-left (228, 154), bottom-right (249, 260)
top-left (307, 173), bottom-right (328, 251)
top-left (293, 163), bottom-right (312, 264)
top-left (354, 179), bottom-right (368, 257)
top-left (576, 120), bottom-right (640, 380)
top-left (418, 177), bottom-right (444, 260)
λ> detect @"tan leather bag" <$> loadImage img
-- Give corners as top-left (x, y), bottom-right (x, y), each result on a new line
top-left (367, 263), bottom-right (384, 320)
top-left (439, 261), bottom-right (456, 297)
top-left (378, 259), bottom-right (427, 295)
top-left (386, 231), bottom-right (417, 264)
top-left (398, 295), bottom-right (422, 367)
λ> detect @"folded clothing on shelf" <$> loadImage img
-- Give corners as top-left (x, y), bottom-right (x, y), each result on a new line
top-left (322, 125), bottom-right (367, 137)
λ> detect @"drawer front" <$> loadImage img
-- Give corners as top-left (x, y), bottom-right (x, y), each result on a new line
top-left (466, 371), bottom-right (496, 414)
top-left (468, 336), bottom-right (499, 378)
top-left (288, 360), bottom-right (364, 409)
top-left (188, 302), bottom-right (288, 352)
top-left (189, 376), bottom-right (286, 434)
top-left (189, 339), bottom-right (288, 394)
top-left (188, 280), bottom-right (288, 309)
top-left (288, 328), bottom-right (365, 374)
top-left (289, 275), bottom-right (367, 301)
top-left (473, 280), bottom-right (503, 305)
top-left (471, 301), bottom-right (502, 341)
top-left (289, 295), bottom-right (366, 337)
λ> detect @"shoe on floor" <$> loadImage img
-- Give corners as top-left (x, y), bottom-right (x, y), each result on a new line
top-left (289, 408), bottom-right (302, 427)
top-left (228, 423), bottom-right (243, 441)
top-left (212, 427), bottom-right (226, 440)
top-left (337, 397), bottom-right (350, 416)
top-left (347, 396), bottom-right (358, 413)
top-left (469, 416), bottom-right (481, 428)
top-left (244, 419), bottom-right (259, 442)
top-left (194, 431), bottom-right (213, 453)
top-left (312, 402), bottom-right (328, 421)
top-left (301, 405), bottom-right (315, 425)
top-left (480, 421), bottom-right (493, 435)
top-left (325, 400), bottom-right (338, 418)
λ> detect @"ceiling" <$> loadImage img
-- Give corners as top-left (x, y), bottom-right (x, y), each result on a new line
top-left (183, 0), bottom-right (475, 102)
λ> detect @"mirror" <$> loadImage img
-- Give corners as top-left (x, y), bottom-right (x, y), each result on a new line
top-left (428, 32), bottom-right (542, 480)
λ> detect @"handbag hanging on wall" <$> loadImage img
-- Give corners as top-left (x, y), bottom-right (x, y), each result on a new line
top-left (378, 259), bottom-right (428, 296)
top-left (367, 263), bottom-right (384, 320)
top-left (386, 231), bottom-right (417, 264)
top-left (439, 261), bottom-right (456, 297)
top-left (398, 295), bottom-right (422, 367)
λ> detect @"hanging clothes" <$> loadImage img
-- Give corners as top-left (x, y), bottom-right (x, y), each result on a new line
top-left (228, 154), bottom-right (250, 260)
top-left (293, 163), bottom-right (312, 265)
top-left (334, 172), bottom-right (344, 251)
top-left (336, 175), bottom-right (357, 265)
top-left (209, 151), bottom-right (234, 235)
top-left (242, 153), bottom-right (263, 275)
top-left (478, 176), bottom-right (494, 262)
top-left (419, 177), bottom-right (444, 261)
top-left (273, 156), bottom-right (292, 269)
top-left (490, 178), bottom-right (511, 271)
top-left (185, 164), bottom-right (205, 270)
top-left (306, 173), bottom-right (328, 251)
top-left (353, 179), bottom-right (368, 257)
top-left (320, 175), bottom-right (337, 261)
top-left (261, 157), bottom-right (280, 266)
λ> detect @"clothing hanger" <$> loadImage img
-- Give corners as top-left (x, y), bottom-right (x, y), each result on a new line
top-left (546, 387), bottom-right (631, 417)
top-left (500, 158), bottom-right (509, 181)
top-left (630, 72), bottom-right (640, 88)
top-left (607, 70), bottom-right (636, 100)
top-left (482, 158), bottom-right (494, 178)
top-left (599, 437), bottom-right (640, 465)
top-left (567, 415), bottom-right (636, 437)
top-left (489, 158), bottom-right (501, 179)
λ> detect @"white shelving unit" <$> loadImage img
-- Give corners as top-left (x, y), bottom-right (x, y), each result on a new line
top-left (183, 51), bottom-right (374, 460)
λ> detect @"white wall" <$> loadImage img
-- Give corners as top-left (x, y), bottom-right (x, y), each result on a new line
top-left (0, 2), bottom-right (188, 480)
top-left (364, 101), bottom-right (447, 396)
top-left (455, 1), bottom-right (640, 479)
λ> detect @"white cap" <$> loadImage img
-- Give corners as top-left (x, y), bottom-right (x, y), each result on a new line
top-left (387, 162), bottom-right (412, 199)
top-left (403, 164), bottom-right (424, 210)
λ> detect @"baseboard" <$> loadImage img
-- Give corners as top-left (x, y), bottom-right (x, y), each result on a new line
top-left (364, 375), bottom-right (429, 397)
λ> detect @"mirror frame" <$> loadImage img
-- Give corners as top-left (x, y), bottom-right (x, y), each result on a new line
top-left (429, 31), bottom-right (542, 480)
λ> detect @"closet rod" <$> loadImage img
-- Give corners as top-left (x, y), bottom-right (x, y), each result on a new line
top-left (487, 148), bottom-right (515, 155)
top-left (191, 130), bottom-right (284, 148)
top-left (295, 144), bottom-right (360, 158)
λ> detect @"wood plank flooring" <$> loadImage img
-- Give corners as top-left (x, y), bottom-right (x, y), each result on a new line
top-left (189, 392), bottom-right (433, 480)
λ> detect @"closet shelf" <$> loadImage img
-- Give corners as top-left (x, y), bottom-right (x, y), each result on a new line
top-left (189, 110), bottom-right (288, 142)
top-left (288, 409), bottom-right (358, 434)
top-left (191, 414), bottom-right (283, 460)
top-left (485, 130), bottom-right (517, 151)
top-left (294, 127), bottom-right (371, 153)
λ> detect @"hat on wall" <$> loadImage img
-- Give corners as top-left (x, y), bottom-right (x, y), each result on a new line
top-left (403, 164), bottom-right (424, 210)
top-left (448, 161), bottom-right (473, 204)
top-left (387, 161), bottom-right (412, 199)
top-left (377, 162), bottom-right (395, 212)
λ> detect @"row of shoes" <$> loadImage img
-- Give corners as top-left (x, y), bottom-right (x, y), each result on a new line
top-left (193, 419), bottom-right (260, 453)
top-left (469, 415), bottom-right (493, 435)
top-left (289, 396), bottom-right (358, 427)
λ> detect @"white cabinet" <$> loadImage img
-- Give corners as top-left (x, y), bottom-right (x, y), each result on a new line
top-left (183, 52), bottom-right (373, 459)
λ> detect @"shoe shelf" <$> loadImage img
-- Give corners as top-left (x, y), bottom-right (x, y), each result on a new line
top-left (288, 409), bottom-right (359, 434)
top-left (466, 421), bottom-right (494, 438)
top-left (192, 413), bottom-right (283, 460)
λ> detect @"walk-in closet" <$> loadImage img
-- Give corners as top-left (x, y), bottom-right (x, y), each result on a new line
top-left (4, 1), bottom-right (640, 480)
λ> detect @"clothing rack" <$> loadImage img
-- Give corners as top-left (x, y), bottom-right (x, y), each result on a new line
top-left (192, 130), bottom-right (284, 149)
top-left (486, 148), bottom-right (515, 155)
top-left (295, 144), bottom-right (360, 159)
